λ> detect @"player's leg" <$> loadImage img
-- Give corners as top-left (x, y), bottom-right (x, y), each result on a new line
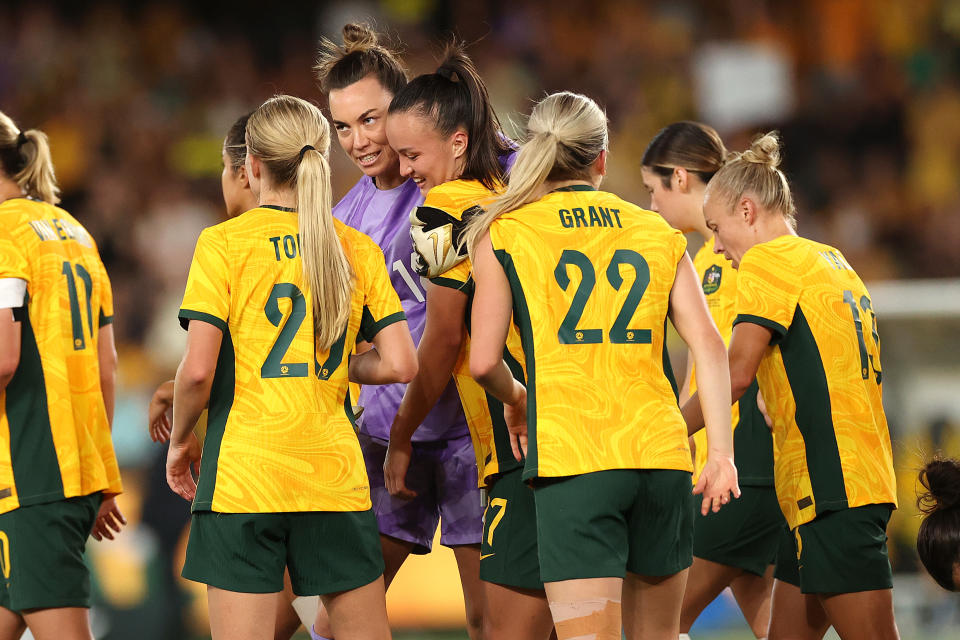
top-left (381, 533), bottom-right (415, 589)
top-left (678, 557), bottom-right (741, 632)
top-left (437, 435), bottom-right (487, 639)
top-left (483, 583), bottom-right (554, 640)
top-left (767, 580), bottom-right (829, 640)
top-left (729, 565), bottom-right (776, 638)
top-left (182, 511), bottom-right (289, 640)
top-left (0, 607), bottom-right (25, 640)
top-left (622, 570), bottom-right (688, 640)
top-left (321, 577), bottom-right (390, 640)
top-left (479, 468), bottom-right (552, 640)
top-left (544, 578), bottom-right (622, 640)
top-left (274, 571), bottom-right (303, 640)
top-left (535, 472), bottom-right (643, 640)
top-left (819, 589), bottom-right (898, 640)
top-left (287, 509), bottom-right (388, 640)
top-left (208, 588), bottom-right (278, 640)
top-left (623, 470), bottom-right (695, 640)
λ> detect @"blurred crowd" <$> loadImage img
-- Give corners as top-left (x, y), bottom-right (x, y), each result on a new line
top-left (3, 1), bottom-right (960, 636)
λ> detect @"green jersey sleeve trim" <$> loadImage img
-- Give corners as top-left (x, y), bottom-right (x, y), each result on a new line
top-left (429, 276), bottom-right (472, 292)
top-left (179, 309), bottom-right (227, 332)
top-left (359, 310), bottom-right (406, 343)
top-left (99, 310), bottom-right (113, 327)
top-left (733, 313), bottom-right (787, 343)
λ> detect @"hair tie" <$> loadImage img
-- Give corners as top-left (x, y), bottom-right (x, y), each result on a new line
top-left (299, 145), bottom-right (316, 160)
top-left (436, 67), bottom-right (459, 83)
top-left (16, 131), bottom-right (27, 148)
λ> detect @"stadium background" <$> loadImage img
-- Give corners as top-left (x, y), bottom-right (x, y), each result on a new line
top-left (3, 0), bottom-right (960, 637)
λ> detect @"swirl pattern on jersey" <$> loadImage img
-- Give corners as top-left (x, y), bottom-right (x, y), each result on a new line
top-left (180, 208), bottom-right (405, 513)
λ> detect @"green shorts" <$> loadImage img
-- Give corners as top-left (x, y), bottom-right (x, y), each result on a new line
top-left (480, 468), bottom-right (543, 590)
top-left (183, 509), bottom-right (384, 596)
top-left (773, 504), bottom-right (893, 594)
top-left (534, 469), bottom-right (693, 582)
top-left (0, 493), bottom-right (102, 611)
top-left (692, 484), bottom-right (782, 576)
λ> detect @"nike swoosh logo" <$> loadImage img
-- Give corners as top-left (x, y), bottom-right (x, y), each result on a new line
top-left (480, 553), bottom-right (495, 560)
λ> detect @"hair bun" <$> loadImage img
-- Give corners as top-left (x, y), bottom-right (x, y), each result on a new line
top-left (918, 458), bottom-right (960, 514)
top-left (342, 22), bottom-right (378, 53)
top-left (741, 131), bottom-right (782, 169)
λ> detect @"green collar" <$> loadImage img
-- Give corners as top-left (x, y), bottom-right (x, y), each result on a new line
top-left (553, 184), bottom-right (596, 192)
top-left (261, 204), bottom-right (296, 212)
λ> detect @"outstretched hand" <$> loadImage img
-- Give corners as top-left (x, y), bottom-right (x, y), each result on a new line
top-left (692, 454), bottom-right (740, 516)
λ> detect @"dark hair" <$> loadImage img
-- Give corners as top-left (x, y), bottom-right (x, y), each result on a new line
top-left (642, 121), bottom-right (729, 188)
top-left (388, 41), bottom-right (510, 190)
top-left (917, 458), bottom-right (960, 591)
top-left (224, 112), bottom-right (251, 171)
top-left (314, 23), bottom-right (407, 95)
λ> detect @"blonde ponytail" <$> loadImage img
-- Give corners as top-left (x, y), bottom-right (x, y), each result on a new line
top-left (707, 131), bottom-right (797, 228)
top-left (464, 91), bottom-right (608, 256)
top-left (0, 111), bottom-right (60, 204)
top-left (247, 95), bottom-right (353, 352)
top-left (297, 148), bottom-right (353, 351)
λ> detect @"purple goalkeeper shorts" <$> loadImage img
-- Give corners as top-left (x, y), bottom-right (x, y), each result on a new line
top-left (358, 432), bottom-right (484, 553)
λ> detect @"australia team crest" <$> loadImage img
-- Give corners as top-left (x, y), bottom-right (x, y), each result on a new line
top-left (702, 264), bottom-right (722, 295)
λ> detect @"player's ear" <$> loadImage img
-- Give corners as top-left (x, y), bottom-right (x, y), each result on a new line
top-left (450, 128), bottom-right (469, 160)
top-left (739, 195), bottom-right (757, 225)
top-left (594, 149), bottom-right (608, 178)
top-left (674, 167), bottom-right (689, 192)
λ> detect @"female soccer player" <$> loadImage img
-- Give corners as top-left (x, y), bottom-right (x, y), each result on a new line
top-left (166, 95), bottom-right (417, 640)
top-left (149, 112), bottom-right (254, 442)
top-left (383, 44), bottom-right (546, 640)
top-left (312, 25), bottom-right (492, 639)
top-left (686, 132), bottom-right (899, 640)
top-left (148, 112), bottom-right (313, 639)
top-left (0, 111), bottom-right (126, 640)
top-left (916, 458), bottom-right (960, 591)
top-left (641, 122), bottom-right (780, 639)
top-left (465, 91), bottom-right (739, 640)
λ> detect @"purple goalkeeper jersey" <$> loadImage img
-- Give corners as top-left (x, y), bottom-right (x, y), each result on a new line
top-left (333, 176), bottom-right (469, 442)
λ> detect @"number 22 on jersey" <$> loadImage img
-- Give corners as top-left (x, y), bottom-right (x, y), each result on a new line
top-left (553, 249), bottom-right (652, 345)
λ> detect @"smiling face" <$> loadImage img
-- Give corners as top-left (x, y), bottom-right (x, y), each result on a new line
top-left (328, 75), bottom-right (402, 190)
top-left (385, 110), bottom-right (466, 196)
top-left (703, 188), bottom-right (756, 268)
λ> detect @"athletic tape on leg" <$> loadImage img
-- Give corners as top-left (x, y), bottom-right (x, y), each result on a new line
top-left (292, 595), bottom-right (321, 629)
top-left (551, 599), bottom-right (622, 640)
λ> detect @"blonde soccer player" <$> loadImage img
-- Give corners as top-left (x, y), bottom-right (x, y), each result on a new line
top-left (685, 132), bottom-right (899, 640)
top-left (0, 111), bottom-right (126, 640)
top-left (465, 92), bottom-right (739, 640)
top-left (166, 95), bottom-right (417, 640)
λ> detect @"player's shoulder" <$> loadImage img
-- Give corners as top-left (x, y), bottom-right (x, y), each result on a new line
top-left (423, 179), bottom-right (495, 216)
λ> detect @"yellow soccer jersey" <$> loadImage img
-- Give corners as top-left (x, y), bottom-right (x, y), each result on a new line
top-left (179, 206), bottom-right (405, 513)
top-left (489, 185), bottom-right (691, 480)
top-left (733, 235), bottom-right (896, 530)
top-left (0, 197), bottom-right (122, 514)
top-left (420, 180), bottom-right (525, 485)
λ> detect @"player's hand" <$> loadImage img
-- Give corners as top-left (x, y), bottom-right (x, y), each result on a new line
top-left (384, 438), bottom-right (417, 499)
top-left (505, 381), bottom-right (527, 462)
top-left (148, 380), bottom-right (174, 443)
top-left (693, 453), bottom-right (740, 515)
top-left (167, 433), bottom-right (202, 501)
top-left (757, 389), bottom-right (773, 430)
top-left (91, 494), bottom-right (127, 541)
